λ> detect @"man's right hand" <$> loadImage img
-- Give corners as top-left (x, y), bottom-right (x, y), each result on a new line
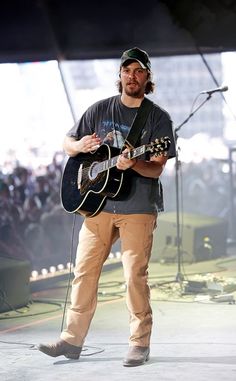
top-left (77, 133), bottom-right (101, 153)
top-left (63, 133), bottom-right (101, 157)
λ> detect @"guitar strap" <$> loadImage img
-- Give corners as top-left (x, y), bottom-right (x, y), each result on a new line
top-left (124, 97), bottom-right (153, 149)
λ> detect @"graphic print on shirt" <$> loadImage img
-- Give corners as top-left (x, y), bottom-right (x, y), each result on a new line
top-left (100, 120), bottom-right (130, 148)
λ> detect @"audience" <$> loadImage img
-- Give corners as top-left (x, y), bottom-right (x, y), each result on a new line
top-left (0, 153), bottom-right (233, 270)
top-left (0, 152), bottom-right (83, 270)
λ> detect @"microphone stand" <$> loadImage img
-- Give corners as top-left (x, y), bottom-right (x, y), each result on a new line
top-left (174, 93), bottom-right (213, 283)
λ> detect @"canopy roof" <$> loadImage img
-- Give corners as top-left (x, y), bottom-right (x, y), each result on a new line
top-left (1, 0), bottom-right (236, 63)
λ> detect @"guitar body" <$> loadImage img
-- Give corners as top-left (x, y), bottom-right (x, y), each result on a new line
top-left (61, 144), bottom-right (124, 216)
top-left (60, 136), bottom-right (171, 217)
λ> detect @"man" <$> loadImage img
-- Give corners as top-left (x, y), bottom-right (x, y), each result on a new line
top-left (38, 47), bottom-right (176, 366)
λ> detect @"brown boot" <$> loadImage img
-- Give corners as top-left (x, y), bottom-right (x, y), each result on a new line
top-left (123, 346), bottom-right (150, 367)
top-left (38, 339), bottom-right (82, 359)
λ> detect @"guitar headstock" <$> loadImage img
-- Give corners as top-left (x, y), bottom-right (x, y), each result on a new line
top-left (149, 136), bottom-right (171, 156)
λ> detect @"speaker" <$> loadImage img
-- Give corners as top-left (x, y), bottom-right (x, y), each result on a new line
top-left (151, 213), bottom-right (228, 263)
top-left (0, 257), bottom-right (31, 313)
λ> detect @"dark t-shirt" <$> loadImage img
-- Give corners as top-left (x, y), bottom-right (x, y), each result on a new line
top-left (67, 95), bottom-right (176, 214)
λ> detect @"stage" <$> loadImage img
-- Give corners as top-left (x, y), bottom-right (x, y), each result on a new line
top-left (1, 251), bottom-right (236, 381)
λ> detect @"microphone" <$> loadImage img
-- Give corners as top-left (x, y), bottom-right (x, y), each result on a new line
top-left (200, 85), bottom-right (228, 95)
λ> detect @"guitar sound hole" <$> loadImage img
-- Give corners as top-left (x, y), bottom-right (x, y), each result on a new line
top-left (88, 161), bottom-right (100, 180)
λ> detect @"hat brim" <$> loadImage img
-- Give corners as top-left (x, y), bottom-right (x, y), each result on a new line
top-left (121, 58), bottom-right (146, 69)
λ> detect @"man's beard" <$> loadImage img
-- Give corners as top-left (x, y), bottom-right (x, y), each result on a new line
top-left (124, 83), bottom-right (143, 98)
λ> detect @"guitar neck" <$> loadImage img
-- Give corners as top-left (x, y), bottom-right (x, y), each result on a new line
top-left (97, 144), bottom-right (147, 173)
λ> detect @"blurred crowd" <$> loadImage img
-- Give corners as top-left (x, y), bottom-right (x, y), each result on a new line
top-left (0, 153), bottom-right (234, 270)
top-left (0, 152), bottom-right (83, 270)
top-left (163, 158), bottom-right (232, 219)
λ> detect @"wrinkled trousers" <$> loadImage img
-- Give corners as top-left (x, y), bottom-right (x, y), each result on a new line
top-left (60, 211), bottom-right (157, 347)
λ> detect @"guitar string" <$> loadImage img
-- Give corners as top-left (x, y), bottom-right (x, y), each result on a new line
top-left (79, 138), bottom-right (169, 179)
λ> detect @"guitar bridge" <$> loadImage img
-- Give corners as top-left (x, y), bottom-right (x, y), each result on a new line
top-left (77, 164), bottom-right (83, 189)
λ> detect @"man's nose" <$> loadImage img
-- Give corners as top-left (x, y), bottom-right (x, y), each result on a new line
top-left (128, 71), bottom-right (135, 78)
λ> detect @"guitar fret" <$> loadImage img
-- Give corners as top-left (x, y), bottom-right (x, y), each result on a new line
top-left (109, 157), bottom-right (117, 168)
top-left (133, 146), bottom-right (145, 158)
top-left (141, 146), bottom-right (145, 154)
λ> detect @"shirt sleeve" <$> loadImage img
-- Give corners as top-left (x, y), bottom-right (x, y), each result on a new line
top-left (66, 105), bottom-right (96, 139)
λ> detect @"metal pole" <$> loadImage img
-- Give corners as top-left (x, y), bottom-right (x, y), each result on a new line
top-left (228, 147), bottom-right (236, 242)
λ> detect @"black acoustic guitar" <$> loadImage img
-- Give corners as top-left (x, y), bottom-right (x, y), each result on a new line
top-left (61, 136), bottom-right (171, 217)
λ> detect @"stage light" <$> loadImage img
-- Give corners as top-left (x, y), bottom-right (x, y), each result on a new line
top-left (57, 264), bottom-right (64, 271)
top-left (31, 270), bottom-right (38, 279)
top-left (41, 268), bottom-right (48, 276)
top-left (49, 266), bottom-right (56, 274)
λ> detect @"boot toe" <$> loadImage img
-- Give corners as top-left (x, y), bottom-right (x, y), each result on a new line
top-left (38, 340), bottom-right (82, 359)
top-left (123, 346), bottom-right (150, 367)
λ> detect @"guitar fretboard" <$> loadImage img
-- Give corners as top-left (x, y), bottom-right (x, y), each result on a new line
top-left (97, 144), bottom-right (147, 174)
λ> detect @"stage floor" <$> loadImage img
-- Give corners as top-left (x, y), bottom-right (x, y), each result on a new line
top-left (1, 253), bottom-right (236, 381)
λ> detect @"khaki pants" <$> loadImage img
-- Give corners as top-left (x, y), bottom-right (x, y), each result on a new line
top-left (61, 211), bottom-right (157, 347)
